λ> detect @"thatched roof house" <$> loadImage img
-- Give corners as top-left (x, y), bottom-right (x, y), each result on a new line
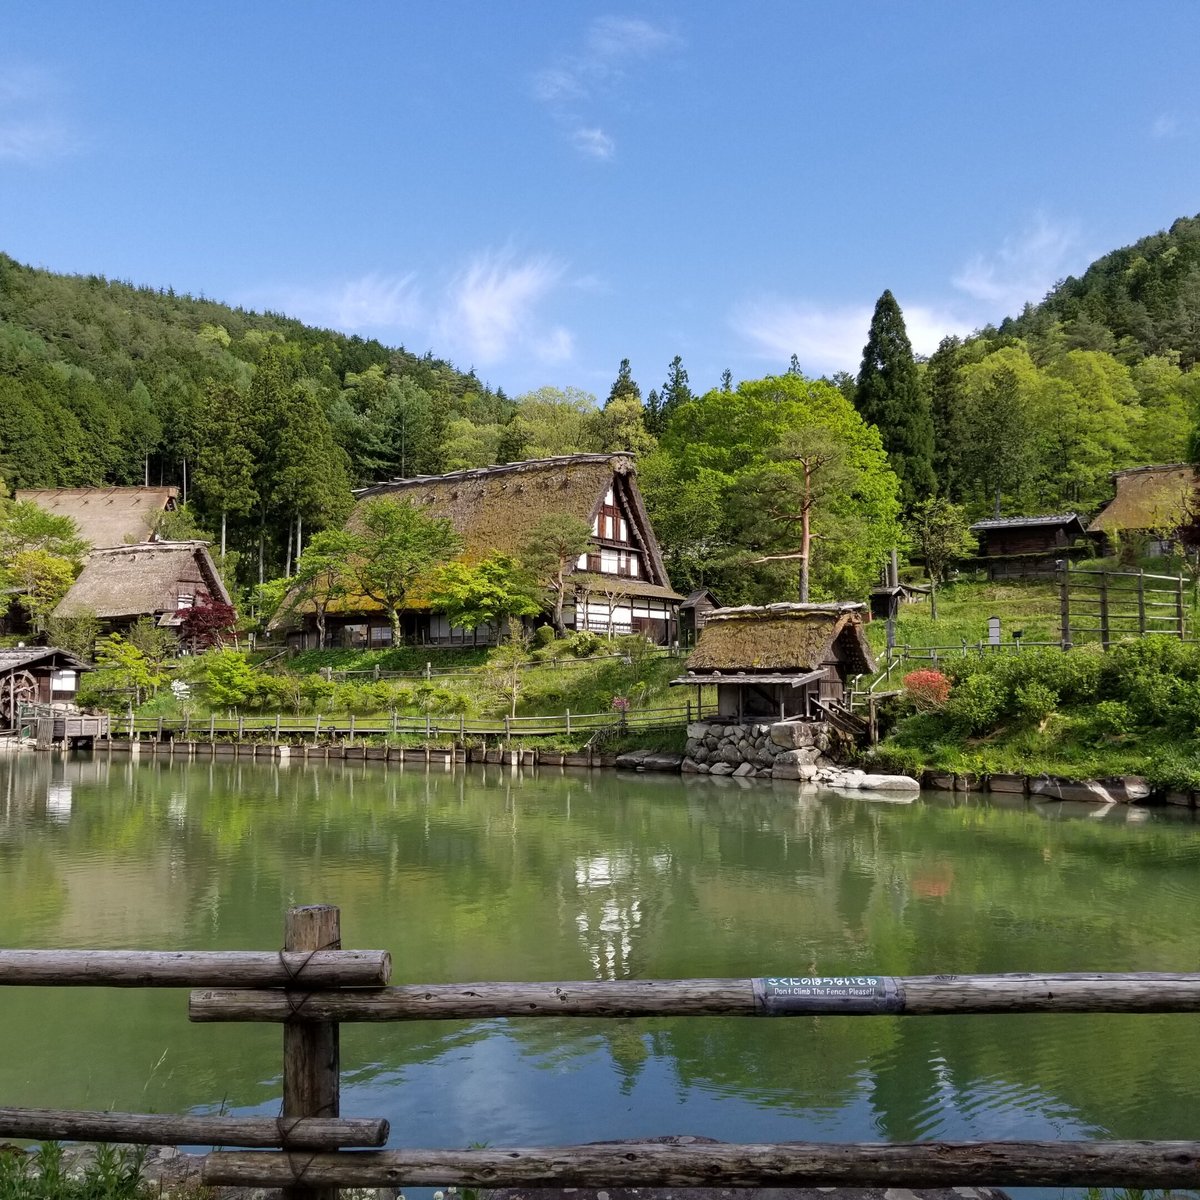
top-left (53, 541), bottom-right (231, 632)
top-left (282, 454), bottom-right (682, 648)
top-left (15, 487), bottom-right (178, 548)
top-left (1088, 464), bottom-right (1197, 549)
top-left (672, 602), bottom-right (876, 721)
top-left (0, 647), bottom-right (91, 727)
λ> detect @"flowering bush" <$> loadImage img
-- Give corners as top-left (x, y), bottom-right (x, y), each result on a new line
top-left (903, 669), bottom-right (951, 711)
top-left (610, 695), bottom-right (630, 712)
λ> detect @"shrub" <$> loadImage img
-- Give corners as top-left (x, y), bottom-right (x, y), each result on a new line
top-left (564, 630), bottom-right (601, 657)
top-left (533, 625), bottom-right (556, 647)
top-left (1013, 681), bottom-right (1057, 723)
top-left (942, 673), bottom-right (1006, 736)
top-left (1090, 699), bottom-right (1135, 736)
top-left (903, 669), bottom-right (950, 710)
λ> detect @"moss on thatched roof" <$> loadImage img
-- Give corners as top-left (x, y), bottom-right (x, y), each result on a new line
top-left (1088, 464), bottom-right (1197, 535)
top-left (685, 603), bottom-right (876, 675)
top-left (353, 454), bottom-right (665, 567)
top-left (278, 455), bottom-right (679, 626)
top-left (53, 541), bottom-right (231, 620)
top-left (15, 487), bottom-right (178, 548)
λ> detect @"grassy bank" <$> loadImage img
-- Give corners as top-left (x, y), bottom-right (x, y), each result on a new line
top-left (867, 636), bottom-right (1200, 790)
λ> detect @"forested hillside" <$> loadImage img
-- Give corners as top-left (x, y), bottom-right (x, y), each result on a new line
top-left (0, 252), bottom-right (512, 577)
top-left (5, 212), bottom-right (1200, 611)
top-left (1001, 213), bottom-right (1200, 367)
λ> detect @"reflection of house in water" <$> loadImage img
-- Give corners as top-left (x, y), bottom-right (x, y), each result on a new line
top-left (573, 852), bottom-right (671, 980)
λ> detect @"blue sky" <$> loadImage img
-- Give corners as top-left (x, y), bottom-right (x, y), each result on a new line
top-left (3, 3), bottom-right (1199, 400)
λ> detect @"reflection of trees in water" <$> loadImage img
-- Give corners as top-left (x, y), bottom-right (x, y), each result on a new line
top-left (4, 755), bottom-right (1200, 1139)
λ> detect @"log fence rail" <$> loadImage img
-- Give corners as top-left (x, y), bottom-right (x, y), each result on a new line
top-left (3, 906), bottom-right (1200, 1194)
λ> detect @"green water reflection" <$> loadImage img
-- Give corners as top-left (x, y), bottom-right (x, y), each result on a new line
top-left (1, 753), bottom-right (1199, 1149)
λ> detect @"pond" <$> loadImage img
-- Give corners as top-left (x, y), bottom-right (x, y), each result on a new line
top-left (2, 751), bottom-right (1200, 1170)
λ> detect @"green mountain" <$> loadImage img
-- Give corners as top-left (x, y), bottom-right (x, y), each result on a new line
top-left (1000, 213), bottom-right (1200, 367)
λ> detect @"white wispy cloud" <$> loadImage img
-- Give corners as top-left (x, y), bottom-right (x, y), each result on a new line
top-left (734, 298), bottom-right (972, 376)
top-left (442, 250), bottom-right (568, 364)
top-left (1151, 112), bottom-right (1182, 140)
top-left (586, 16), bottom-right (677, 60)
top-left (260, 273), bottom-right (423, 332)
top-left (953, 215), bottom-right (1082, 311)
top-left (0, 64), bottom-right (76, 163)
top-left (532, 14), bottom-right (679, 160)
top-left (571, 127), bottom-right (615, 161)
top-left (249, 250), bottom-right (573, 369)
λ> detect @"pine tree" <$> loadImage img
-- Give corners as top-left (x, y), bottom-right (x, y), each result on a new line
top-left (656, 355), bottom-right (692, 433)
top-left (854, 290), bottom-right (935, 505)
top-left (607, 358), bottom-right (641, 405)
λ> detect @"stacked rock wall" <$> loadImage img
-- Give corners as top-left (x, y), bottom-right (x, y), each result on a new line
top-left (682, 719), bottom-right (846, 780)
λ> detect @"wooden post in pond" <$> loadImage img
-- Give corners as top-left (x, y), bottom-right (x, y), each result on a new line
top-left (209, 714), bottom-right (216, 744)
top-left (275, 714), bottom-right (282, 742)
top-left (283, 905), bottom-right (341, 1200)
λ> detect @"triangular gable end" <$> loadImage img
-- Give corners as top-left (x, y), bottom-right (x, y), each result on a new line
top-left (581, 464), bottom-right (673, 590)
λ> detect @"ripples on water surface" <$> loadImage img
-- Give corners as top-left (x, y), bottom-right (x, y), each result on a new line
top-left (2, 752), bottom-right (1200, 1171)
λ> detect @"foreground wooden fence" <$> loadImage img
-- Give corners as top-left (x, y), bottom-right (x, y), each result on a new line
top-left (3, 905), bottom-right (1200, 1193)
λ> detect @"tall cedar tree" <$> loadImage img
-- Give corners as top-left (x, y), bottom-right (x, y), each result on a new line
top-left (927, 335), bottom-right (967, 500)
top-left (855, 291), bottom-right (935, 505)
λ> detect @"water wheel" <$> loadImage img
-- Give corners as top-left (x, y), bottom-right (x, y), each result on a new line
top-left (0, 670), bottom-right (37, 725)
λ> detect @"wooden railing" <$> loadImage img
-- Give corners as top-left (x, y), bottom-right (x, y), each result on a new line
top-left (110, 701), bottom-right (703, 744)
top-left (4, 905), bottom-right (1200, 1192)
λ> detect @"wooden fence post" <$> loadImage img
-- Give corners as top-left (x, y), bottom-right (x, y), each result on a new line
top-left (1099, 571), bottom-right (1110, 650)
top-left (1138, 569), bottom-right (1147, 636)
top-left (283, 905), bottom-right (341, 1200)
top-left (1059, 560), bottom-right (1071, 650)
top-left (1178, 572), bottom-right (1187, 641)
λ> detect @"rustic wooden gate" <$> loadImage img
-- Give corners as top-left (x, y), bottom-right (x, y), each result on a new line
top-left (1059, 562), bottom-right (1187, 648)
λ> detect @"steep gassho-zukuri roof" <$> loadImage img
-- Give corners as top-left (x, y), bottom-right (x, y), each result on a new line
top-left (1088, 464), bottom-right (1198, 534)
top-left (14, 487), bottom-right (178, 549)
top-left (679, 602), bottom-right (877, 677)
top-left (350, 453), bottom-right (678, 601)
top-left (53, 542), bottom-right (231, 620)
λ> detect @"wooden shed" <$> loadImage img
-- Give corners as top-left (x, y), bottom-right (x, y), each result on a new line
top-left (670, 602), bottom-right (877, 721)
top-left (0, 647), bottom-right (91, 729)
top-left (678, 588), bottom-right (721, 647)
top-left (969, 514), bottom-right (1088, 580)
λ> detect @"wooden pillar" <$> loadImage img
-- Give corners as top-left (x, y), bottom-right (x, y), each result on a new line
top-left (283, 905), bottom-right (341, 1200)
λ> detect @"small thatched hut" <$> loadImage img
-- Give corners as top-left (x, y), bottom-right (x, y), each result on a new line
top-left (1088, 463), bottom-right (1198, 553)
top-left (279, 454), bottom-right (682, 648)
top-left (52, 541), bottom-right (231, 634)
top-left (0, 647), bottom-right (91, 728)
top-left (15, 486), bottom-right (179, 548)
top-left (671, 602), bottom-right (877, 721)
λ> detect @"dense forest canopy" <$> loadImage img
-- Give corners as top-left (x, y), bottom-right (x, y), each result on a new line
top-left (5, 213), bottom-right (1200, 610)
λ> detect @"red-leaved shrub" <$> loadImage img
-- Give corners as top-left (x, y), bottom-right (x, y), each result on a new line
top-left (903, 668), bottom-right (951, 711)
